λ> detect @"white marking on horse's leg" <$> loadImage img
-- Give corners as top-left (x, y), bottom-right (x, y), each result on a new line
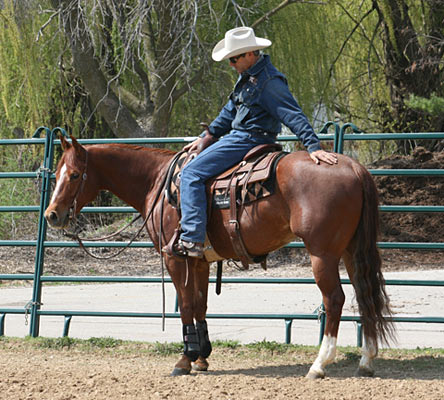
top-left (51, 163), bottom-right (67, 203)
top-left (307, 335), bottom-right (337, 378)
top-left (358, 336), bottom-right (378, 376)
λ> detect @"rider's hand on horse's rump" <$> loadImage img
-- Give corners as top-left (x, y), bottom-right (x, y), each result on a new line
top-left (310, 150), bottom-right (338, 165)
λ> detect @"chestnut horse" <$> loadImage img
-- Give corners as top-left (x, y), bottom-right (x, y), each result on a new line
top-left (44, 136), bottom-right (393, 378)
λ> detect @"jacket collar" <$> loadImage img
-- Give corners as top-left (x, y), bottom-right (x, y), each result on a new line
top-left (246, 54), bottom-right (269, 76)
top-left (237, 54), bottom-right (269, 85)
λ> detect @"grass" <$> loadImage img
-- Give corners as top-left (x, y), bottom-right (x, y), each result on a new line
top-left (24, 336), bottom-right (123, 350)
top-left (246, 339), bottom-right (303, 355)
top-left (1, 336), bottom-right (443, 362)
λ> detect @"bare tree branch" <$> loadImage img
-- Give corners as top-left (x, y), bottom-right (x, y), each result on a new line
top-left (251, 0), bottom-right (326, 29)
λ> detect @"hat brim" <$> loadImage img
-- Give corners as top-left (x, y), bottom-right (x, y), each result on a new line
top-left (212, 37), bottom-right (271, 62)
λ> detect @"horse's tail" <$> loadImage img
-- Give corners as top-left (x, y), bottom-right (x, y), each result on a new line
top-left (351, 164), bottom-right (394, 345)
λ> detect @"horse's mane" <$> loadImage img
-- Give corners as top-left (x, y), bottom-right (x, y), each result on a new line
top-left (60, 143), bottom-right (176, 171)
top-left (88, 143), bottom-right (177, 156)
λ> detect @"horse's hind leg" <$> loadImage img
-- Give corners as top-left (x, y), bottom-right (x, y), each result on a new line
top-left (307, 254), bottom-right (344, 379)
top-left (342, 250), bottom-right (378, 377)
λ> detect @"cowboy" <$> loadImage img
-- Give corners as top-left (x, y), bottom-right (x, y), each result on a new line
top-left (175, 27), bottom-right (338, 258)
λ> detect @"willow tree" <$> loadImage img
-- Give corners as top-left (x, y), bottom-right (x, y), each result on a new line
top-left (276, 0), bottom-right (444, 149)
top-left (325, 1), bottom-right (444, 138)
top-left (372, 1), bottom-right (444, 138)
top-left (0, 0), bottom-right (63, 137)
top-left (42, 1), bottom-right (316, 138)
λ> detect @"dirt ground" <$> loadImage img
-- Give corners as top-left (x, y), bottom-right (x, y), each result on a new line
top-left (0, 339), bottom-right (443, 400)
top-left (372, 146), bottom-right (444, 243)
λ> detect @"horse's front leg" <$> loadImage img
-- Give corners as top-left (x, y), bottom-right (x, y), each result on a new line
top-left (191, 260), bottom-right (212, 372)
top-left (166, 257), bottom-right (210, 376)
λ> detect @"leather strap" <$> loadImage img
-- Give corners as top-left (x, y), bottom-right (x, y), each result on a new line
top-left (216, 261), bottom-right (223, 295)
top-left (228, 175), bottom-right (254, 269)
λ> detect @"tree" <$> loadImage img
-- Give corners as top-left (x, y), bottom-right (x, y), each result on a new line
top-left (372, 0), bottom-right (444, 138)
top-left (5, 0), bottom-right (442, 150)
top-left (48, 0), bottom-right (205, 137)
top-left (47, 0), bottom-right (325, 138)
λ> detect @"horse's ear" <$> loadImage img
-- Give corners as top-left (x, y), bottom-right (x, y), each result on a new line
top-left (60, 135), bottom-right (71, 151)
top-left (70, 136), bottom-right (86, 159)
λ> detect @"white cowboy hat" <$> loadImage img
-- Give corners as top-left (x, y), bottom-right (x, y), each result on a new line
top-left (212, 27), bottom-right (272, 62)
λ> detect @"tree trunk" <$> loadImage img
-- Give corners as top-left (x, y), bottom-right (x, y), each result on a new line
top-left (52, 0), bottom-right (146, 137)
top-left (373, 0), bottom-right (444, 150)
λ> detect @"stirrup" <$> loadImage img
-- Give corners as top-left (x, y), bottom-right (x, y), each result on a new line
top-left (162, 229), bottom-right (185, 260)
top-left (162, 230), bottom-right (203, 259)
top-left (176, 239), bottom-right (204, 259)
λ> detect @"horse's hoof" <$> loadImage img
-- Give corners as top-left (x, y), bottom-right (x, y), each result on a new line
top-left (192, 358), bottom-right (209, 372)
top-left (171, 367), bottom-right (191, 376)
top-left (306, 369), bottom-right (325, 380)
top-left (356, 366), bottom-right (375, 377)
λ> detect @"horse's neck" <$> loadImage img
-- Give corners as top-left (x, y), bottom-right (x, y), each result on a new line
top-left (89, 145), bottom-right (173, 214)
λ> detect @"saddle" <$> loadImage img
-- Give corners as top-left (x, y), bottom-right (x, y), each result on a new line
top-left (165, 143), bottom-right (287, 270)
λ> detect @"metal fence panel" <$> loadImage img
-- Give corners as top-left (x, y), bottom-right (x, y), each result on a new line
top-left (0, 124), bottom-right (443, 344)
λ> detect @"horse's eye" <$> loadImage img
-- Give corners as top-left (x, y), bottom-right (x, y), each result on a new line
top-left (70, 173), bottom-right (80, 181)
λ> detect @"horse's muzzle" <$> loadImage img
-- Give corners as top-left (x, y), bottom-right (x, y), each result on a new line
top-left (44, 207), bottom-right (69, 229)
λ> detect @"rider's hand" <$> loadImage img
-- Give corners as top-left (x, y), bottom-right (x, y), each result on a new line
top-left (310, 150), bottom-right (338, 165)
top-left (183, 137), bottom-right (203, 152)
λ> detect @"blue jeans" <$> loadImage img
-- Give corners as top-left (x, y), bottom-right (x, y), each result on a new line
top-left (179, 130), bottom-right (275, 243)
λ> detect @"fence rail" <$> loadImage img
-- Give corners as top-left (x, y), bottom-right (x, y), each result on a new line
top-left (0, 123), bottom-right (443, 344)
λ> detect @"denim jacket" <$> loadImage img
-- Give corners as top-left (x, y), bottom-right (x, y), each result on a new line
top-left (207, 55), bottom-right (321, 153)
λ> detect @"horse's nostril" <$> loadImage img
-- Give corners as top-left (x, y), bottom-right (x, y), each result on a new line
top-left (49, 211), bottom-right (58, 222)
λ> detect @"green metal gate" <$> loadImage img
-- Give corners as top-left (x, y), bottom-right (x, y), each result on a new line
top-left (0, 124), bottom-right (443, 345)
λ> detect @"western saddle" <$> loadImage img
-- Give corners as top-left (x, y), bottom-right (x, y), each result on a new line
top-left (165, 142), bottom-right (286, 271)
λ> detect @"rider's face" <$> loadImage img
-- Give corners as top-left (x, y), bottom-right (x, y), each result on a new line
top-left (229, 52), bottom-right (258, 74)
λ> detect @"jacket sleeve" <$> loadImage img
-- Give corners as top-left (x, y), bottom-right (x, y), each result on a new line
top-left (260, 77), bottom-right (321, 153)
top-left (207, 97), bottom-right (237, 138)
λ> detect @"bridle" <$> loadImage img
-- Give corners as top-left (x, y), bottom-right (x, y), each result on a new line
top-left (69, 151), bottom-right (88, 224)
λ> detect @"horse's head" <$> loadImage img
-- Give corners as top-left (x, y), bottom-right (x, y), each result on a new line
top-left (44, 136), bottom-right (90, 229)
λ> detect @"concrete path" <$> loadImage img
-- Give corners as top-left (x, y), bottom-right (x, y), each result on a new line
top-left (1, 270), bottom-right (443, 349)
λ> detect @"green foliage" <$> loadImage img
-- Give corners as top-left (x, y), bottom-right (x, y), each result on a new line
top-left (0, 0), bottom-right (441, 156)
top-left (262, 2), bottom-right (336, 127)
top-left (0, 145), bottom-right (40, 239)
top-left (212, 339), bottom-right (241, 349)
top-left (171, 1), bottom-right (393, 137)
top-left (406, 94), bottom-right (444, 116)
top-left (31, 336), bottom-right (77, 349)
top-left (86, 337), bottom-right (123, 348)
top-left (29, 336), bottom-right (122, 350)
top-left (0, 1), bottom-right (60, 137)
top-left (246, 339), bottom-right (294, 355)
top-left (0, 1), bottom-right (111, 140)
